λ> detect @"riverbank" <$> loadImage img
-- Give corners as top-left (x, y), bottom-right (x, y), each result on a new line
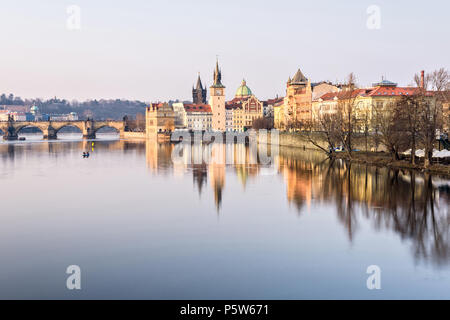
top-left (263, 132), bottom-right (450, 177)
top-left (121, 131), bottom-right (146, 140)
top-left (332, 151), bottom-right (450, 177)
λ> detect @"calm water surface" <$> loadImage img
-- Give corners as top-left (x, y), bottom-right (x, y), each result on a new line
top-left (0, 133), bottom-right (449, 299)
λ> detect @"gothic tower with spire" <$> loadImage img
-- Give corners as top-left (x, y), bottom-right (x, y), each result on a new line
top-left (209, 59), bottom-right (226, 131)
top-left (192, 73), bottom-right (207, 104)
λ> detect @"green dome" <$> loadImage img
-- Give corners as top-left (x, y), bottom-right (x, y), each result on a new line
top-left (235, 79), bottom-right (252, 98)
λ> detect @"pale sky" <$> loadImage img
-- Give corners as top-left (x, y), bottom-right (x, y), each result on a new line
top-left (0, 0), bottom-right (448, 102)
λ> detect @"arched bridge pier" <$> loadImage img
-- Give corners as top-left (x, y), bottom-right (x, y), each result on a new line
top-left (0, 120), bottom-right (125, 140)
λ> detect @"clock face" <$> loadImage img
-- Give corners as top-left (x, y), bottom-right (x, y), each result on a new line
top-left (216, 89), bottom-right (221, 95)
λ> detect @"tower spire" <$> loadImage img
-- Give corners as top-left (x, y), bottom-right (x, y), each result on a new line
top-left (193, 72), bottom-right (207, 104)
top-left (196, 72), bottom-right (203, 90)
top-left (212, 57), bottom-right (224, 88)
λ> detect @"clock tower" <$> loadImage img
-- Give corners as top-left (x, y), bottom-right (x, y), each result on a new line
top-left (209, 59), bottom-right (226, 132)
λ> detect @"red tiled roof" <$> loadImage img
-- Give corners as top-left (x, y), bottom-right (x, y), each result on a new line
top-left (225, 103), bottom-right (241, 110)
top-left (265, 97), bottom-right (284, 105)
top-left (316, 90), bottom-right (365, 100)
top-left (317, 92), bottom-right (339, 101)
top-left (317, 87), bottom-right (434, 101)
top-left (149, 102), bottom-right (165, 109)
top-left (227, 97), bottom-right (246, 104)
top-left (368, 86), bottom-right (433, 96)
top-left (226, 98), bottom-right (243, 109)
top-left (184, 103), bottom-right (212, 113)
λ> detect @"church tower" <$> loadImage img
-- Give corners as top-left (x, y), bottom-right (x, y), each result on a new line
top-left (284, 68), bottom-right (312, 124)
top-left (209, 59), bottom-right (226, 132)
top-left (192, 73), bottom-right (207, 104)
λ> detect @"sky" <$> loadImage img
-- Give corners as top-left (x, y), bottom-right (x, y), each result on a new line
top-left (0, 0), bottom-right (448, 102)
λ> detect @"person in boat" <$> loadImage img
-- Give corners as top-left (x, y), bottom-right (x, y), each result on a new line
top-left (82, 152), bottom-right (86, 158)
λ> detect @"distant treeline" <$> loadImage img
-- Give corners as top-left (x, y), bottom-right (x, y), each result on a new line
top-left (0, 93), bottom-right (148, 120)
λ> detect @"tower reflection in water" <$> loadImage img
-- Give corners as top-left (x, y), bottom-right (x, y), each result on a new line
top-left (144, 140), bottom-right (450, 266)
top-left (1, 139), bottom-right (448, 266)
top-left (145, 141), bottom-right (262, 211)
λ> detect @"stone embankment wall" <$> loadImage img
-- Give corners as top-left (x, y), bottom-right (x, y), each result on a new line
top-left (262, 131), bottom-right (386, 152)
top-left (123, 129), bottom-right (386, 153)
top-left (121, 131), bottom-right (146, 140)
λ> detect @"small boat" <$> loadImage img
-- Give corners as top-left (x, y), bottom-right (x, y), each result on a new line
top-left (19, 137), bottom-right (26, 141)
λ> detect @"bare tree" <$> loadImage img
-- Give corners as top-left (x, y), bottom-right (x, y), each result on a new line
top-left (430, 68), bottom-right (450, 92)
top-left (136, 112), bottom-right (145, 131)
top-left (397, 96), bottom-right (421, 164)
top-left (346, 72), bottom-right (357, 89)
top-left (430, 68), bottom-right (450, 135)
top-left (414, 72), bottom-right (431, 89)
top-left (307, 73), bottom-right (358, 158)
top-left (416, 69), bottom-right (448, 167)
top-left (373, 101), bottom-right (407, 161)
top-left (335, 86), bottom-right (358, 159)
top-left (252, 117), bottom-right (274, 130)
top-left (443, 94), bottom-right (450, 134)
top-left (354, 100), bottom-right (371, 152)
top-left (418, 92), bottom-right (440, 168)
top-left (307, 112), bottom-right (341, 157)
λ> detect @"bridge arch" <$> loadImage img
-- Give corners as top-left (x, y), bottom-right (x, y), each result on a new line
top-left (94, 125), bottom-right (121, 134)
top-left (15, 124), bottom-right (45, 135)
top-left (54, 124), bottom-right (83, 134)
top-left (52, 123), bottom-right (84, 133)
top-left (95, 125), bottom-right (120, 132)
top-left (1, 120), bottom-right (124, 140)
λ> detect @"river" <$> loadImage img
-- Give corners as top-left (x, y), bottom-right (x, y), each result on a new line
top-left (0, 133), bottom-right (449, 299)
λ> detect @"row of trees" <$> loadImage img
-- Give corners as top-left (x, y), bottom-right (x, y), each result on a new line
top-left (252, 117), bottom-right (274, 130)
top-left (123, 113), bottom-right (146, 132)
top-left (0, 94), bottom-right (26, 105)
top-left (308, 69), bottom-right (449, 168)
top-left (0, 94), bottom-right (147, 120)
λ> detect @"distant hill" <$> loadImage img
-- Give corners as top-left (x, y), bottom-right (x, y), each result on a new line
top-left (0, 94), bottom-right (148, 120)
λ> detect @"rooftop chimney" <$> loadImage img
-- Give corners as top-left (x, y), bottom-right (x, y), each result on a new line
top-left (420, 70), bottom-right (425, 89)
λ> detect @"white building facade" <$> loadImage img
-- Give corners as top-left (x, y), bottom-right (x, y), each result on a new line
top-left (171, 102), bottom-right (187, 128)
top-left (184, 104), bottom-right (212, 131)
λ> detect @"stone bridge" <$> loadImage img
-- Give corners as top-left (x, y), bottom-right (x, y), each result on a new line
top-left (0, 119), bottom-right (125, 140)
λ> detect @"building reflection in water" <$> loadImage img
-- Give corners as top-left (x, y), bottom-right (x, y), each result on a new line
top-left (145, 141), bottom-right (266, 210)
top-left (277, 147), bottom-right (450, 266)
top-left (143, 141), bottom-right (450, 265)
top-left (1, 139), bottom-right (449, 266)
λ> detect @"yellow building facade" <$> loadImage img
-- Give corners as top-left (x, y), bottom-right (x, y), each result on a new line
top-left (284, 69), bottom-right (313, 128)
top-left (146, 102), bottom-right (175, 138)
top-left (273, 100), bottom-right (285, 130)
top-left (231, 96), bottom-right (264, 132)
top-left (225, 79), bottom-right (264, 132)
top-left (311, 79), bottom-right (438, 133)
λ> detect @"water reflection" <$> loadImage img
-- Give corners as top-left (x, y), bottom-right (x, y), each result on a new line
top-left (277, 148), bottom-right (450, 266)
top-left (1, 137), bottom-right (449, 268)
top-left (145, 141), bottom-right (450, 266)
